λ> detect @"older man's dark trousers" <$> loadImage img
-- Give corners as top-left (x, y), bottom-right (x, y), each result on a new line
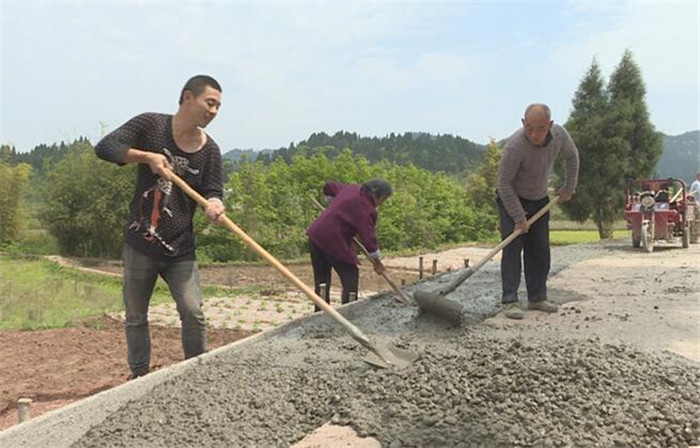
top-left (496, 196), bottom-right (551, 304)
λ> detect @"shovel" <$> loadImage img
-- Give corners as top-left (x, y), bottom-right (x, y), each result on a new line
top-left (413, 196), bottom-right (561, 324)
top-left (170, 174), bottom-right (418, 369)
top-left (308, 195), bottom-right (413, 305)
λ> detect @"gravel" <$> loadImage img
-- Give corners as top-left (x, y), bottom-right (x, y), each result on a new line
top-left (72, 241), bottom-right (700, 447)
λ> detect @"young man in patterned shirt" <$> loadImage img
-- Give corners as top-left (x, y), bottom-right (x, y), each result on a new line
top-left (95, 75), bottom-right (226, 378)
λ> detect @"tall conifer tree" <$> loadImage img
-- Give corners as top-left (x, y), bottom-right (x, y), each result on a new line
top-left (558, 51), bottom-right (662, 238)
top-left (608, 49), bottom-right (662, 178)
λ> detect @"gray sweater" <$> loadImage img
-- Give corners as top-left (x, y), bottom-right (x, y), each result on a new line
top-left (497, 124), bottom-right (579, 223)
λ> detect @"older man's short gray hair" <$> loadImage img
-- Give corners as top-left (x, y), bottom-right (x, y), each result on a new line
top-left (524, 103), bottom-right (552, 121)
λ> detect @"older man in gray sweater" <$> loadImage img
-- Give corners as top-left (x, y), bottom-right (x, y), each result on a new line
top-left (496, 104), bottom-right (579, 319)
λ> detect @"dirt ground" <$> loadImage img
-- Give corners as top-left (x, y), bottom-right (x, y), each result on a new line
top-left (0, 253), bottom-right (424, 431)
top-left (1, 239), bottom-right (698, 443)
top-left (0, 316), bottom-right (253, 431)
top-left (86, 258), bottom-right (424, 297)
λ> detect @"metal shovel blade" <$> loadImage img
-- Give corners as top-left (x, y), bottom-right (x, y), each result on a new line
top-left (362, 346), bottom-right (420, 369)
top-left (413, 288), bottom-right (464, 324)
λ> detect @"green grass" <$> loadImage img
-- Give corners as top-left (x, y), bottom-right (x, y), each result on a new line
top-left (1, 257), bottom-right (121, 330)
top-left (0, 224), bottom-right (627, 330)
top-left (0, 255), bottom-right (259, 331)
top-left (2, 230), bottom-right (60, 256)
top-left (550, 230), bottom-right (628, 245)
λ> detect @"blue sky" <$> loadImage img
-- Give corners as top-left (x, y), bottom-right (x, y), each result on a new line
top-left (1, 1), bottom-right (698, 153)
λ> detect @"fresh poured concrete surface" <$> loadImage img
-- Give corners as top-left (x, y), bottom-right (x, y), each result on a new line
top-left (2, 240), bottom-right (699, 447)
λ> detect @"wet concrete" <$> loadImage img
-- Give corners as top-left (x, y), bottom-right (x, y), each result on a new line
top-left (66, 241), bottom-right (699, 447)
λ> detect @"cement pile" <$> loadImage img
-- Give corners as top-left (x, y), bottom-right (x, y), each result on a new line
top-left (73, 328), bottom-right (699, 447)
top-left (71, 241), bottom-right (700, 447)
top-left (346, 333), bottom-right (700, 447)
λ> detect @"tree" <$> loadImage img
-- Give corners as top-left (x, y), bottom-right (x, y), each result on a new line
top-left (266, 130), bottom-right (485, 175)
top-left (39, 140), bottom-right (134, 258)
top-left (0, 162), bottom-right (32, 244)
top-left (557, 52), bottom-right (662, 238)
top-left (11, 141), bottom-right (70, 179)
top-left (465, 139), bottom-right (502, 214)
top-left (608, 49), bottom-right (662, 179)
top-left (557, 58), bottom-right (616, 237)
top-left (217, 151), bottom-right (493, 261)
top-left (0, 145), bottom-right (16, 164)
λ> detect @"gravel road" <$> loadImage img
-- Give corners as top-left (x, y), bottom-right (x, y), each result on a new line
top-left (72, 240), bottom-right (700, 447)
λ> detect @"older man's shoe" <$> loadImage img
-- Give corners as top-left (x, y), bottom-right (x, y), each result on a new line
top-left (528, 299), bottom-right (559, 313)
top-left (503, 302), bottom-right (524, 319)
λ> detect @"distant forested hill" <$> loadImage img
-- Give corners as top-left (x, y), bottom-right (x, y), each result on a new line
top-left (656, 130), bottom-right (699, 185)
top-left (225, 131), bottom-right (486, 175)
top-left (222, 148), bottom-right (274, 164)
top-left (223, 129), bottom-right (700, 182)
top-left (3, 140), bottom-right (76, 177)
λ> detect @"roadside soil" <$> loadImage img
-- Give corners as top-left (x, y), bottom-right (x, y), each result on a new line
top-left (0, 316), bottom-right (252, 431)
top-left (0, 250), bottom-right (429, 431)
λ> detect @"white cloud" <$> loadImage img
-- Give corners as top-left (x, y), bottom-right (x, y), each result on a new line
top-left (545, 1), bottom-right (699, 134)
top-left (552, 1), bottom-right (698, 92)
top-left (2, 1), bottom-right (696, 152)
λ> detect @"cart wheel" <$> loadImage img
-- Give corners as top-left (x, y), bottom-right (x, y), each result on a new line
top-left (682, 224), bottom-right (690, 248)
top-left (642, 221), bottom-right (654, 253)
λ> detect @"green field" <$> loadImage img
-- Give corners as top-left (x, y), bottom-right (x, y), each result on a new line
top-left (1, 257), bottom-right (121, 330)
top-left (0, 256), bottom-right (252, 331)
top-left (0, 227), bottom-right (623, 330)
top-left (550, 230), bottom-right (628, 245)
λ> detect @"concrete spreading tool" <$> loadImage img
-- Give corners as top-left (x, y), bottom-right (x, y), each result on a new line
top-left (413, 197), bottom-right (560, 324)
top-left (309, 195), bottom-right (413, 305)
top-left (171, 174), bottom-right (418, 369)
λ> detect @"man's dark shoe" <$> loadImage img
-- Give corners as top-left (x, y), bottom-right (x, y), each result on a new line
top-left (503, 302), bottom-right (524, 320)
top-left (528, 299), bottom-right (559, 313)
top-left (127, 370), bottom-right (149, 381)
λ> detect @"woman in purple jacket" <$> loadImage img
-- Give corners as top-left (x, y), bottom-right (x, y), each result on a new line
top-left (307, 178), bottom-right (392, 311)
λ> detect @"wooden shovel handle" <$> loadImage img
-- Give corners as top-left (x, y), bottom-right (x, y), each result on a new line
top-left (473, 195), bottom-right (561, 273)
top-left (438, 196), bottom-right (561, 296)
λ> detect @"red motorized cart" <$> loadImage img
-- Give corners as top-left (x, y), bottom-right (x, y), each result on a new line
top-left (624, 178), bottom-right (696, 252)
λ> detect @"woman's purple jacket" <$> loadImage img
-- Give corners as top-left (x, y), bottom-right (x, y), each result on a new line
top-left (307, 182), bottom-right (380, 266)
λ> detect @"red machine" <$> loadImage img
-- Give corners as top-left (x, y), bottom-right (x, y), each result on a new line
top-left (624, 178), bottom-right (694, 252)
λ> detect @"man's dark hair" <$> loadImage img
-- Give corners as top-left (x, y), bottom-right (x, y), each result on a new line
top-left (362, 178), bottom-right (393, 201)
top-left (179, 75), bottom-right (222, 105)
